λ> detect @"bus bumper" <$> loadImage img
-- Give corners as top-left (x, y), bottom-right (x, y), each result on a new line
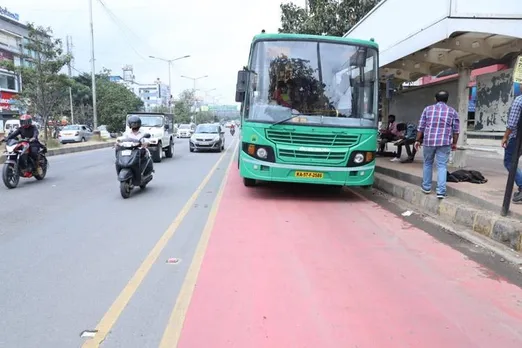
top-left (240, 155), bottom-right (375, 187)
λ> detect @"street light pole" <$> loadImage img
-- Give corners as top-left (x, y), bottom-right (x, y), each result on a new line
top-left (88, 0), bottom-right (98, 128)
top-left (180, 75), bottom-right (208, 125)
top-left (149, 55), bottom-right (190, 112)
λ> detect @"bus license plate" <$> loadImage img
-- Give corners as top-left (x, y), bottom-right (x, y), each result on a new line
top-left (295, 171), bottom-right (324, 179)
top-left (121, 150), bottom-right (132, 156)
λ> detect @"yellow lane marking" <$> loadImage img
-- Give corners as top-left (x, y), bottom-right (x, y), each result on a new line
top-left (158, 141), bottom-right (239, 348)
top-left (82, 139), bottom-right (238, 348)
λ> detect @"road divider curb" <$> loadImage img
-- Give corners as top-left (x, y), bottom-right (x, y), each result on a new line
top-left (373, 173), bottom-right (522, 251)
top-left (0, 141), bottom-right (116, 164)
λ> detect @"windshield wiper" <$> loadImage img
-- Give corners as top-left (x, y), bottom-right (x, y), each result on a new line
top-left (271, 113), bottom-right (310, 126)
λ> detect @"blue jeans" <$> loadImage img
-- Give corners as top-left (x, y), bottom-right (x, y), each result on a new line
top-left (503, 137), bottom-right (522, 190)
top-left (422, 145), bottom-right (451, 195)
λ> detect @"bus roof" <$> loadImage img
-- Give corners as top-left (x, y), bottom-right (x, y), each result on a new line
top-left (252, 33), bottom-right (378, 49)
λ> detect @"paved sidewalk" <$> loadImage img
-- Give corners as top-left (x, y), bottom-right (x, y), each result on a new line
top-left (374, 150), bottom-right (522, 251)
top-left (377, 150), bottom-right (521, 216)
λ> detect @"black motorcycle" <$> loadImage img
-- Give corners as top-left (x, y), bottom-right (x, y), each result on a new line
top-left (230, 127), bottom-right (235, 136)
top-left (115, 134), bottom-right (154, 199)
top-left (2, 138), bottom-right (48, 189)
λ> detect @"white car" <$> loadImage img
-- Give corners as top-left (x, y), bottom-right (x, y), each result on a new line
top-left (177, 124), bottom-right (193, 138)
top-left (97, 125), bottom-right (111, 139)
top-left (58, 124), bottom-right (93, 143)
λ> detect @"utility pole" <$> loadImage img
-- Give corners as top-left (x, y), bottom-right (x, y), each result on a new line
top-left (66, 35), bottom-right (74, 124)
top-left (89, 0), bottom-right (98, 129)
top-left (180, 75), bottom-right (208, 125)
top-left (149, 55), bottom-right (191, 113)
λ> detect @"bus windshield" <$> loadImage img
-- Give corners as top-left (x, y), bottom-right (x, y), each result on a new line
top-left (245, 40), bottom-right (378, 128)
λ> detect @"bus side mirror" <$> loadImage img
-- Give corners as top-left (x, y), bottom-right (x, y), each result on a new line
top-left (235, 70), bottom-right (248, 102)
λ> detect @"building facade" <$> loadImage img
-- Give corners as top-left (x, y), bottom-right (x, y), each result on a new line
top-left (110, 65), bottom-right (170, 112)
top-left (0, 6), bottom-right (35, 129)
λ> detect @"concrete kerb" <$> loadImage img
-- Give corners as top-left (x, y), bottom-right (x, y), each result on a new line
top-left (0, 141), bottom-right (115, 164)
top-left (374, 172), bottom-right (522, 251)
top-left (375, 165), bottom-right (522, 220)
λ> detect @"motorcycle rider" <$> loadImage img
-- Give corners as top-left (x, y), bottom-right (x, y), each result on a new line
top-left (6, 114), bottom-right (43, 173)
top-left (230, 123), bottom-right (235, 135)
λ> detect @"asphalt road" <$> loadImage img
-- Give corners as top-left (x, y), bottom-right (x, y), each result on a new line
top-left (1, 132), bottom-right (521, 348)
top-left (0, 134), bottom-right (238, 348)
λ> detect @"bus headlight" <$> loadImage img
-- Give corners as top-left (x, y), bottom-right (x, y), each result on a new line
top-left (256, 147), bottom-right (268, 159)
top-left (354, 153), bottom-right (364, 164)
top-left (348, 151), bottom-right (375, 167)
top-left (242, 142), bottom-right (275, 162)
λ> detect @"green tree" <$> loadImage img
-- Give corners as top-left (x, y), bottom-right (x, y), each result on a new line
top-left (96, 75), bottom-right (143, 133)
top-left (173, 89), bottom-right (196, 124)
top-left (195, 111), bottom-right (215, 124)
top-left (151, 105), bottom-right (170, 113)
top-left (279, 0), bottom-right (380, 37)
top-left (71, 70), bottom-right (143, 132)
top-left (1, 24), bottom-right (71, 139)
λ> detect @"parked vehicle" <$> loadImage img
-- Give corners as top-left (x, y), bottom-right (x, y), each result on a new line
top-left (4, 119), bottom-right (20, 136)
top-left (58, 124), bottom-right (93, 143)
top-left (115, 133), bottom-right (154, 199)
top-left (189, 123), bottom-right (225, 152)
top-left (97, 125), bottom-right (112, 139)
top-left (125, 113), bottom-right (175, 163)
top-left (2, 138), bottom-right (48, 189)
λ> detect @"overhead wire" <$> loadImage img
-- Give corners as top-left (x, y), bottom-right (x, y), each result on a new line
top-left (95, 0), bottom-right (149, 61)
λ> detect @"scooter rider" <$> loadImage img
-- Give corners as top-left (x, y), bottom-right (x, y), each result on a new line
top-left (123, 115), bottom-right (149, 143)
top-left (118, 115), bottom-right (153, 173)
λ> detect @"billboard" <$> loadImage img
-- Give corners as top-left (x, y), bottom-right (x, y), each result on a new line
top-left (0, 91), bottom-right (19, 113)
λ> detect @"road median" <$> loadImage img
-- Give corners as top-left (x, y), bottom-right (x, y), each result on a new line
top-left (372, 166), bottom-right (522, 252)
top-left (0, 140), bottom-right (115, 164)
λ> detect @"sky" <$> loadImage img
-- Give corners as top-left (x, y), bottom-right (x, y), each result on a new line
top-left (13, 0), bottom-right (306, 105)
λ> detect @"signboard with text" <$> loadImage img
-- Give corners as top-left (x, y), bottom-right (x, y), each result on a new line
top-left (0, 7), bottom-right (20, 22)
top-left (0, 91), bottom-right (19, 113)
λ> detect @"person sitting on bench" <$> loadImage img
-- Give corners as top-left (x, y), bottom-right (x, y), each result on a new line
top-left (391, 122), bottom-right (418, 162)
top-left (378, 114), bottom-right (401, 153)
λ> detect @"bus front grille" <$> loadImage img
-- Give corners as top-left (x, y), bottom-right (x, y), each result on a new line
top-left (266, 129), bottom-right (359, 147)
top-left (278, 149), bottom-right (347, 162)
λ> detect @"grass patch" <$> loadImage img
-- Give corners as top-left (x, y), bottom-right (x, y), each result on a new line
top-left (44, 138), bottom-right (61, 149)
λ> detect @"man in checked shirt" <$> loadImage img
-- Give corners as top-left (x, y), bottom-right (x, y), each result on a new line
top-left (501, 94), bottom-right (522, 204)
top-left (414, 90), bottom-right (460, 199)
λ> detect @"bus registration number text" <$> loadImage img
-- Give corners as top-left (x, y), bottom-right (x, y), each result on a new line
top-left (295, 171), bottom-right (324, 179)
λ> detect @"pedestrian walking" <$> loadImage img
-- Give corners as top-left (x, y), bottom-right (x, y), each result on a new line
top-left (501, 94), bottom-right (522, 204)
top-left (414, 90), bottom-right (460, 199)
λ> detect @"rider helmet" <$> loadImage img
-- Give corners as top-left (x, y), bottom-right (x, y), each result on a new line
top-left (127, 115), bottom-right (141, 131)
top-left (20, 114), bottom-right (33, 128)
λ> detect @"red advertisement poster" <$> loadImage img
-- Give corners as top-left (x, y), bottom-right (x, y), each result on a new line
top-left (0, 49), bottom-right (14, 62)
top-left (0, 91), bottom-right (19, 112)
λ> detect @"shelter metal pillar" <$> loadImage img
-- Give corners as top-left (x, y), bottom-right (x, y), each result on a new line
top-left (449, 66), bottom-right (471, 169)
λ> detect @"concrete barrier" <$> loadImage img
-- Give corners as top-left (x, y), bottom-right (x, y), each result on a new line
top-left (373, 173), bottom-right (522, 251)
top-left (0, 141), bottom-right (115, 164)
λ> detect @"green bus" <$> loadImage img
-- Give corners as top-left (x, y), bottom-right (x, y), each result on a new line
top-left (235, 33), bottom-right (379, 188)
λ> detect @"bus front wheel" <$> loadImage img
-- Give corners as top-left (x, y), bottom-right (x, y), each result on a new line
top-left (243, 177), bottom-right (256, 187)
